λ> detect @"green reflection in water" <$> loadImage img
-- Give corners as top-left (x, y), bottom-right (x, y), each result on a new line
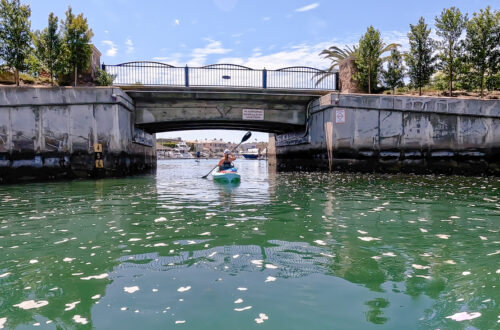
top-left (0, 159), bottom-right (499, 329)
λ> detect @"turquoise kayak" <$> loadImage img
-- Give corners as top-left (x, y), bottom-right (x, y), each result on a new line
top-left (212, 167), bottom-right (240, 183)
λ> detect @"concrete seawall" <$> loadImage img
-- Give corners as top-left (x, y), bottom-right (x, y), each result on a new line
top-left (274, 94), bottom-right (500, 175)
top-left (0, 87), bottom-right (155, 183)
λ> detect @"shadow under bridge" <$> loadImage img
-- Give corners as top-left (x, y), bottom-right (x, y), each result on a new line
top-left (125, 86), bottom-right (327, 134)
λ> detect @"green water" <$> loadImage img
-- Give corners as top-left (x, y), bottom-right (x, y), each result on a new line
top-left (0, 159), bottom-right (499, 329)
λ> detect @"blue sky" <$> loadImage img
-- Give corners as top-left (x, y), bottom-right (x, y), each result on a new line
top-left (26, 0), bottom-right (497, 142)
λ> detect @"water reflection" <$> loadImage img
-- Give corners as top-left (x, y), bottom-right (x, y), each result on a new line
top-left (0, 160), bottom-right (498, 329)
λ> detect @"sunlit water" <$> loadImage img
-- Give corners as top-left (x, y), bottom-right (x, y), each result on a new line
top-left (0, 159), bottom-right (499, 329)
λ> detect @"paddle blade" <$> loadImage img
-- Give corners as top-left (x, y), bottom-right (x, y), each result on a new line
top-left (241, 131), bottom-right (252, 143)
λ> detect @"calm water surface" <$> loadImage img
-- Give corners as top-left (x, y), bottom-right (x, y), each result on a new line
top-left (0, 159), bottom-right (499, 329)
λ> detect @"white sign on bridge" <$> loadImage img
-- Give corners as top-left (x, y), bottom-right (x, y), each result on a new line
top-left (242, 109), bottom-right (265, 121)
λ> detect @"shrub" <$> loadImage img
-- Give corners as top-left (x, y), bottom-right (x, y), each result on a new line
top-left (95, 69), bottom-right (115, 86)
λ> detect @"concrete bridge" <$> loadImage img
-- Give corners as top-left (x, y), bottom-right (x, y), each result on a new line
top-left (0, 85), bottom-right (499, 183)
top-left (124, 86), bottom-right (325, 134)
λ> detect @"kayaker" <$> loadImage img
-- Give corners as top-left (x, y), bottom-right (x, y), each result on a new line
top-left (218, 149), bottom-right (236, 170)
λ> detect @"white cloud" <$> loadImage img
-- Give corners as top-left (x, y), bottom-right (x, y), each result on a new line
top-left (262, 17), bottom-right (271, 21)
top-left (188, 38), bottom-right (232, 66)
top-left (125, 39), bottom-right (134, 54)
top-left (295, 3), bottom-right (319, 12)
top-left (174, 19), bottom-right (180, 25)
top-left (102, 40), bottom-right (117, 57)
top-left (148, 29), bottom-right (408, 70)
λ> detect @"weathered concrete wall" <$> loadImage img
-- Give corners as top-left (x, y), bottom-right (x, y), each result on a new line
top-left (0, 87), bottom-right (155, 183)
top-left (275, 94), bottom-right (500, 175)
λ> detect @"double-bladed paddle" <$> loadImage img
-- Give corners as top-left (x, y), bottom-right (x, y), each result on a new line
top-left (201, 131), bottom-right (252, 179)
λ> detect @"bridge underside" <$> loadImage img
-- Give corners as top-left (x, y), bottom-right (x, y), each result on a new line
top-left (125, 87), bottom-right (324, 134)
top-left (136, 120), bottom-right (302, 134)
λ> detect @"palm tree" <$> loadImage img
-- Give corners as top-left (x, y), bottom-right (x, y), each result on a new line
top-left (315, 45), bottom-right (358, 85)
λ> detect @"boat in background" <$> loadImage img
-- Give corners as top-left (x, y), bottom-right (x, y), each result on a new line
top-left (242, 148), bottom-right (259, 159)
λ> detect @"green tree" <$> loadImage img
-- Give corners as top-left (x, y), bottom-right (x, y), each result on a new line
top-left (435, 7), bottom-right (467, 96)
top-left (355, 26), bottom-right (399, 94)
top-left (33, 12), bottom-right (62, 86)
top-left (406, 17), bottom-right (436, 96)
top-left (0, 0), bottom-right (32, 86)
top-left (61, 6), bottom-right (93, 86)
top-left (382, 48), bottom-right (405, 94)
top-left (462, 6), bottom-right (500, 97)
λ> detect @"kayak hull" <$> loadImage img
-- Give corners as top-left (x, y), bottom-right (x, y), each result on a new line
top-left (212, 168), bottom-right (241, 183)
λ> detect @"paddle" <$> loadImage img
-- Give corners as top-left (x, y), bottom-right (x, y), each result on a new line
top-left (201, 131), bottom-right (252, 179)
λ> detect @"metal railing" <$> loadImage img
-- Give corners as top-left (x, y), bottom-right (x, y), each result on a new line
top-left (103, 62), bottom-right (338, 90)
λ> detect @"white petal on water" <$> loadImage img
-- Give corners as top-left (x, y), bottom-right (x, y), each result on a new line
top-left (120, 307), bottom-right (127, 311)
top-left (487, 250), bottom-right (500, 256)
top-left (265, 276), bottom-right (276, 282)
top-left (496, 269), bottom-right (500, 274)
top-left (199, 232), bottom-right (211, 236)
top-left (29, 259), bottom-right (38, 264)
top-left (232, 254), bottom-right (240, 259)
top-left (255, 313), bottom-right (269, 324)
top-left (237, 287), bottom-right (247, 291)
top-left (419, 228), bottom-right (428, 233)
top-left (14, 300), bottom-right (49, 310)
top-left (208, 252), bottom-right (217, 258)
top-left (251, 260), bottom-right (263, 266)
top-left (444, 260), bottom-right (456, 265)
top-left (234, 306), bottom-right (252, 312)
top-left (0, 317), bottom-right (6, 329)
top-left (436, 234), bottom-right (450, 239)
top-left (153, 243), bottom-right (168, 247)
top-left (382, 252), bottom-right (396, 257)
top-left (128, 238), bottom-right (141, 242)
top-left (177, 286), bottom-right (191, 292)
top-left (224, 223), bottom-right (235, 227)
top-left (64, 301), bottom-right (80, 311)
top-left (154, 217), bottom-right (167, 223)
top-left (358, 237), bottom-right (381, 242)
top-left (357, 230), bottom-right (368, 234)
top-left (175, 320), bottom-right (186, 324)
top-left (371, 256), bottom-right (381, 260)
top-left (91, 295), bottom-right (101, 299)
top-left (462, 271), bottom-right (471, 276)
top-left (265, 264), bottom-right (278, 269)
top-left (480, 236), bottom-right (488, 241)
top-left (0, 272), bottom-right (10, 278)
top-left (73, 315), bottom-right (88, 325)
top-left (124, 286), bottom-right (140, 293)
top-left (412, 264), bottom-right (430, 270)
top-left (63, 258), bottom-right (75, 263)
top-left (313, 240), bottom-right (327, 245)
top-left (80, 273), bottom-right (108, 280)
top-left (446, 312), bottom-right (481, 321)
top-left (234, 298), bottom-right (243, 304)
top-left (152, 289), bottom-right (159, 292)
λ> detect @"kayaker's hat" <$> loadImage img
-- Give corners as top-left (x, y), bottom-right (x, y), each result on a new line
top-left (224, 149), bottom-right (230, 155)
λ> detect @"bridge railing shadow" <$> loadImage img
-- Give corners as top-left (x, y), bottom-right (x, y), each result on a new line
top-left (103, 62), bottom-right (338, 90)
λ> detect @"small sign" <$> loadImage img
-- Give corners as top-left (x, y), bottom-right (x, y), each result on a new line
top-left (335, 109), bottom-right (346, 124)
top-left (242, 109), bottom-right (264, 121)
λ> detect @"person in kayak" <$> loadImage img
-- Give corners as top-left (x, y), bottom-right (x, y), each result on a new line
top-left (218, 149), bottom-right (236, 170)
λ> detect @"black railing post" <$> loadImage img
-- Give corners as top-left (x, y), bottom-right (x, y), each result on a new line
top-left (185, 65), bottom-right (189, 87)
top-left (334, 71), bottom-right (340, 91)
top-left (262, 68), bottom-right (267, 89)
top-left (101, 63), bottom-right (106, 71)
